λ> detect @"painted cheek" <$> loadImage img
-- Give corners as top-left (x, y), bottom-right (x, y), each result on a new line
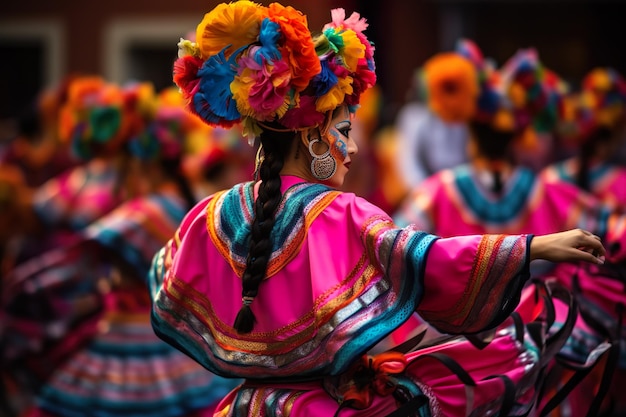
top-left (328, 130), bottom-right (348, 160)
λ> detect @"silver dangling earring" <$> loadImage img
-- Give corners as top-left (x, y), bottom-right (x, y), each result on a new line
top-left (308, 138), bottom-right (337, 180)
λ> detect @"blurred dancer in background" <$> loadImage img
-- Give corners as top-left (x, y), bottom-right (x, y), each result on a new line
top-left (540, 67), bottom-right (626, 416)
top-left (544, 67), bottom-right (626, 211)
top-left (393, 42), bottom-right (626, 416)
top-left (3, 83), bottom-right (240, 417)
top-left (1, 76), bottom-right (146, 415)
top-left (393, 45), bottom-right (471, 191)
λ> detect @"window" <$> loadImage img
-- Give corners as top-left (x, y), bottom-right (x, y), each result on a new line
top-left (102, 17), bottom-right (198, 91)
top-left (0, 20), bottom-right (64, 121)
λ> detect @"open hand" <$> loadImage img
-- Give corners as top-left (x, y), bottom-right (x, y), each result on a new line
top-left (530, 229), bottom-right (606, 265)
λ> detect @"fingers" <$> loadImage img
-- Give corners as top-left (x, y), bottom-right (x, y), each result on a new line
top-left (575, 229), bottom-right (606, 263)
top-left (576, 248), bottom-right (605, 265)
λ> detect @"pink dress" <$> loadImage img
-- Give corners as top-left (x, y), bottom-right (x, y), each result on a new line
top-left (148, 175), bottom-right (554, 416)
top-left (5, 191), bottom-right (239, 417)
top-left (394, 164), bottom-right (626, 416)
top-left (541, 158), bottom-right (626, 415)
top-left (541, 158), bottom-right (626, 211)
top-left (393, 164), bottom-right (624, 238)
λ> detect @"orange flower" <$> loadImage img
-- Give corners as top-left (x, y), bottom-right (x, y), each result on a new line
top-left (66, 76), bottom-right (106, 109)
top-left (424, 52), bottom-right (478, 123)
top-left (268, 3), bottom-right (320, 92)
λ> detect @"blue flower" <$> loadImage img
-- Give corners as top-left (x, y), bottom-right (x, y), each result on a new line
top-left (194, 45), bottom-right (245, 124)
top-left (254, 18), bottom-right (281, 65)
top-left (311, 61), bottom-right (337, 97)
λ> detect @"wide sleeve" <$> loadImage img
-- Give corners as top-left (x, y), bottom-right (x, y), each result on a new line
top-left (355, 194), bottom-right (533, 336)
top-left (84, 194), bottom-right (187, 279)
top-left (416, 234), bottom-right (532, 334)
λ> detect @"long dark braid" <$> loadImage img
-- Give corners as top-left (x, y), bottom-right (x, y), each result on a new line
top-left (470, 121), bottom-right (516, 195)
top-left (575, 127), bottom-right (611, 192)
top-left (233, 129), bottom-right (295, 334)
top-left (576, 140), bottom-right (593, 192)
top-left (161, 157), bottom-right (197, 211)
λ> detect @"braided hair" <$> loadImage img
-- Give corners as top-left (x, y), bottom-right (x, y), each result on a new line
top-left (161, 157), bottom-right (197, 211)
top-left (575, 126), bottom-right (612, 192)
top-left (469, 121), bottom-right (516, 195)
top-left (233, 128), bottom-right (296, 334)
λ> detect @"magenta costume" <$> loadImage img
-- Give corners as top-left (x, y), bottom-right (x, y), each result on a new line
top-left (148, 175), bottom-right (547, 416)
top-left (393, 164), bottom-right (625, 239)
top-left (394, 163), bottom-right (626, 416)
top-left (542, 158), bottom-right (626, 212)
top-left (8, 191), bottom-right (239, 417)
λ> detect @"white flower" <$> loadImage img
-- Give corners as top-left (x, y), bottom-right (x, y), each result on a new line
top-left (177, 38), bottom-right (199, 58)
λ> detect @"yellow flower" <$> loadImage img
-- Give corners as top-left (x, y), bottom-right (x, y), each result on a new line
top-left (316, 75), bottom-right (354, 113)
top-left (196, 0), bottom-right (267, 60)
top-left (339, 29), bottom-right (365, 72)
top-left (231, 68), bottom-right (255, 117)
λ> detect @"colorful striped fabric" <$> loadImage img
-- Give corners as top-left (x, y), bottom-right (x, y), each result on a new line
top-left (33, 158), bottom-right (124, 231)
top-left (542, 158), bottom-right (626, 212)
top-left (147, 175), bottom-right (542, 416)
top-left (18, 190), bottom-right (241, 417)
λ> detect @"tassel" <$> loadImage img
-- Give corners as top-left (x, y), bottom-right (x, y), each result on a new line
top-left (233, 296), bottom-right (256, 334)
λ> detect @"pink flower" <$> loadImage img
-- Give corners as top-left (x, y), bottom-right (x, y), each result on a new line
top-left (281, 95), bottom-right (325, 129)
top-left (241, 55), bottom-right (292, 121)
top-left (324, 9), bottom-right (374, 60)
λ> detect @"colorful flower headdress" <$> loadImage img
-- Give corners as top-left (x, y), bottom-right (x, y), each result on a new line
top-left (173, 1), bottom-right (376, 144)
top-left (422, 40), bottom-right (569, 138)
top-left (128, 86), bottom-right (206, 161)
top-left (58, 76), bottom-right (131, 160)
top-left (420, 39), bottom-right (501, 125)
top-left (557, 67), bottom-right (626, 144)
top-left (581, 67), bottom-right (626, 130)
top-left (499, 48), bottom-right (568, 134)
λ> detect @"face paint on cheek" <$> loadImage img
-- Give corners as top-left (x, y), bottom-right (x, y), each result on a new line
top-left (328, 129), bottom-right (348, 160)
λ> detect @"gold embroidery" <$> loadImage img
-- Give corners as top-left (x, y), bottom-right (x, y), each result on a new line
top-left (164, 252), bottom-right (379, 353)
top-left (206, 187), bottom-right (340, 280)
top-left (250, 388), bottom-right (267, 416)
top-left (284, 391), bottom-right (304, 416)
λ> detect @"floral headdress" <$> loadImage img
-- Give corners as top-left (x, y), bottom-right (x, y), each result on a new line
top-left (421, 51), bottom-right (478, 123)
top-left (58, 76), bottom-right (133, 160)
top-left (499, 48), bottom-right (568, 134)
top-left (581, 67), bottom-right (626, 130)
top-left (423, 40), bottom-right (568, 136)
top-left (557, 68), bottom-right (626, 144)
top-left (128, 86), bottom-right (206, 161)
top-left (420, 39), bottom-right (501, 125)
top-left (173, 1), bottom-right (376, 144)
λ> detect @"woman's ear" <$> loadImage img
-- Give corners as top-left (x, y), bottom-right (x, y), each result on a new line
top-left (300, 127), bottom-right (321, 147)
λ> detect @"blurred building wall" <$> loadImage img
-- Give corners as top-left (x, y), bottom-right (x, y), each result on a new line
top-left (1, 0), bottom-right (625, 127)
